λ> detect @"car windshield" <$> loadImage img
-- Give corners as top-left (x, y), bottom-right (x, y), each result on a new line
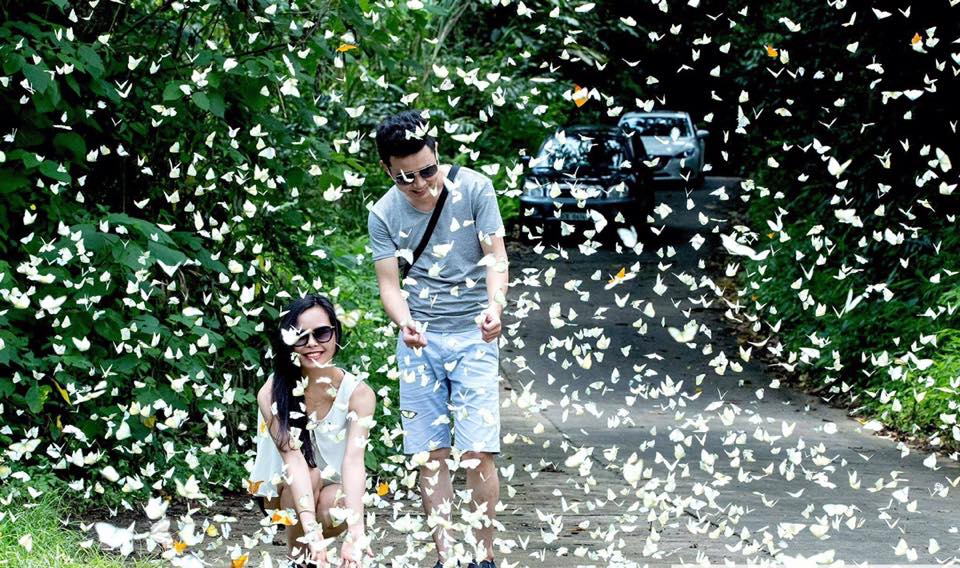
top-left (536, 132), bottom-right (623, 172)
top-left (623, 116), bottom-right (691, 138)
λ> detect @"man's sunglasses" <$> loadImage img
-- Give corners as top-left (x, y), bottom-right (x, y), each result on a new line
top-left (292, 325), bottom-right (336, 348)
top-left (392, 163), bottom-right (439, 186)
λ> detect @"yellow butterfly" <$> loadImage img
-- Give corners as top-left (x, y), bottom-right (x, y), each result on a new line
top-left (604, 267), bottom-right (636, 290)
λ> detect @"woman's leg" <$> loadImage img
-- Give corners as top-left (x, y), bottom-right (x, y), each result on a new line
top-left (277, 467), bottom-right (324, 562)
top-left (315, 482), bottom-right (348, 537)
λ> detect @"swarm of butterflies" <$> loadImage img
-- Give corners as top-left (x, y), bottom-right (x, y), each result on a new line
top-left (5, 0), bottom-right (958, 566)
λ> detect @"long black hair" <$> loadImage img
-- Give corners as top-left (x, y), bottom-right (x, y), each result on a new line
top-left (269, 294), bottom-right (343, 468)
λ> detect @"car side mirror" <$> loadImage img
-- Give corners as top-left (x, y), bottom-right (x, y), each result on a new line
top-left (696, 129), bottom-right (709, 139)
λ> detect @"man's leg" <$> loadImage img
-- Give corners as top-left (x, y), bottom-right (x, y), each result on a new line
top-left (419, 447), bottom-right (454, 561)
top-left (397, 333), bottom-right (454, 564)
top-left (462, 451), bottom-right (499, 561)
top-left (447, 329), bottom-right (501, 564)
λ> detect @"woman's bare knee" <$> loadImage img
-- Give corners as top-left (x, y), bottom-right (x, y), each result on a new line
top-left (315, 483), bottom-right (347, 536)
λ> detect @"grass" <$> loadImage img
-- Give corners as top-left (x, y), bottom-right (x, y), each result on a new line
top-left (0, 495), bottom-right (159, 568)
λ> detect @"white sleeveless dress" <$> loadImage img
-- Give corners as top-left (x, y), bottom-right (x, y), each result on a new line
top-left (248, 369), bottom-right (363, 498)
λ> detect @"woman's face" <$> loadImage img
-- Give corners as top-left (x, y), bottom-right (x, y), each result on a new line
top-left (291, 306), bottom-right (337, 369)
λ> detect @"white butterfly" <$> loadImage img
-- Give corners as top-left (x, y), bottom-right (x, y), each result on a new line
top-left (720, 233), bottom-right (769, 261)
top-left (935, 147), bottom-right (952, 172)
top-left (778, 16), bottom-right (802, 32)
top-left (95, 522), bottom-right (138, 556)
top-left (617, 225), bottom-right (638, 247)
top-left (827, 156), bottom-right (852, 177)
top-left (667, 320), bottom-right (698, 343)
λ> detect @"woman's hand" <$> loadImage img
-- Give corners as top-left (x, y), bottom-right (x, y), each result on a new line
top-left (306, 536), bottom-right (330, 568)
top-left (339, 534), bottom-right (373, 568)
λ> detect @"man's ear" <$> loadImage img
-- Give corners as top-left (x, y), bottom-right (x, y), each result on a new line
top-left (379, 159), bottom-right (391, 176)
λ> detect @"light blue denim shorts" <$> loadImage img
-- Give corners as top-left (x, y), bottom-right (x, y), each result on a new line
top-left (396, 327), bottom-right (501, 454)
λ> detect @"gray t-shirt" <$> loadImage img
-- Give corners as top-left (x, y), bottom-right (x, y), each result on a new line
top-left (367, 166), bottom-right (504, 332)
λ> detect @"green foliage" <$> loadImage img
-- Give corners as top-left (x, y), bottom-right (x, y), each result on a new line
top-left (723, 3), bottom-right (960, 446)
top-left (855, 329), bottom-right (960, 444)
top-left (0, 0), bottom-right (570, 514)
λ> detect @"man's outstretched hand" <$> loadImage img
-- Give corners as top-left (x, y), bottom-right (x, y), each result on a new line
top-left (479, 309), bottom-right (502, 343)
top-left (401, 320), bottom-right (428, 348)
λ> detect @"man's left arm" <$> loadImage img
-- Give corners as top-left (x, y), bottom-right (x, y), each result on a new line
top-left (479, 235), bottom-right (508, 342)
top-left (474, 177), bottom-right (508, 342)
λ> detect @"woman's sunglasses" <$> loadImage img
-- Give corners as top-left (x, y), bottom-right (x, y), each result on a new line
top-left (292, 325), bottom-right (335, 348)
top-left (392, 163), bottom-right (439, 186)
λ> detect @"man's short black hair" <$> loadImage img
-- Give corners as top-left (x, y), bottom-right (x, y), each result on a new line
top-left (376, 110), bottom-right (436, 166)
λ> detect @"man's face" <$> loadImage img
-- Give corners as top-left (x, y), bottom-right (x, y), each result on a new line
top-left (382, 145), bottom-right (440, 202)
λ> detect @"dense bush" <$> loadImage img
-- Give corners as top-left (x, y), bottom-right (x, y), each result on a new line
top-left (727, 2), bottom-right (960, 449)
top-left (0, 0), bottom-right (571, 514)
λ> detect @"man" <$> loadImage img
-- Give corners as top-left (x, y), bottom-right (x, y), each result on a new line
top-left (367, 109), bottom-right (508, 568)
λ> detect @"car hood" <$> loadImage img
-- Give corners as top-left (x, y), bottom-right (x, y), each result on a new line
top-left (527, 169), bottom-right (628, 185)
top-left (639, 136), bottom-right (697, 155)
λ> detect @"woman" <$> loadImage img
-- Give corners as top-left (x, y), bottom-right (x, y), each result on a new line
top-left (249, 294), bottom-right (376, 568)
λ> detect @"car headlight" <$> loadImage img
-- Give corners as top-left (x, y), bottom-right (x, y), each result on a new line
top-left (523, 179), bottom-right (545, 198)
top-left (676, 146), bottom-right (696, 159)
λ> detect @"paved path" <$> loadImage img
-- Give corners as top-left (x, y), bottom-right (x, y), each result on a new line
top-left (496, 177), bottom-right (960, 566)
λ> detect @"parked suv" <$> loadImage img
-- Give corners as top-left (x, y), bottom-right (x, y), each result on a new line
top-left (519, 125), bottom-right (652, 239)
top-left (618, 111), bottom-right (708, 184)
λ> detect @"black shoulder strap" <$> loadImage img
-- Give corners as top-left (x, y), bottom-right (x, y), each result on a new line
top-left (401, 165), bottom-right (460, 281)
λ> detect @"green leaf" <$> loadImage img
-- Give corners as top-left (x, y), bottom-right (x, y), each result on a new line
top-left (33, 84), bottom-right (63, 113)
top-left (105, 213), bottom-right (175, 244)
top-left (26, 384), bottom-right (51, 414)
top-left (53, 132), bottom-right (87, 162)
top-left (0, 335), bottom-right (14, 366)
top-left (0, 170), bottom-right (29, 195)
top-left (76, 46), bottom-right (104, 78)
top-left (39, 160), bottom-right (71, 182)
top-left (22, 64), bottom-right (50, 93)
top-left (163, 82), bottom-right (186, 101)
top-left (2, 53), bottom-right (25, 75)
top-left (191, 91), bottom-right (210, 111)
top-left (115, 242), bottom-right (146, 269)
top-left (238, 78), bottom-right (269, 111)
top-left (242, 347), bottom-right (260, 366)
top-left (208, 92), bottom-right (226, 118)
top-left (133, 314), bottom-right (163, 334)
top-left (16, 150), bottom-right (42, 169)
top-left (0, 377), bottom-right (14, 398)
top-left (194, 248), bottom-right (228, 274)
top-left (148, 241), bottom-right (188, 267)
